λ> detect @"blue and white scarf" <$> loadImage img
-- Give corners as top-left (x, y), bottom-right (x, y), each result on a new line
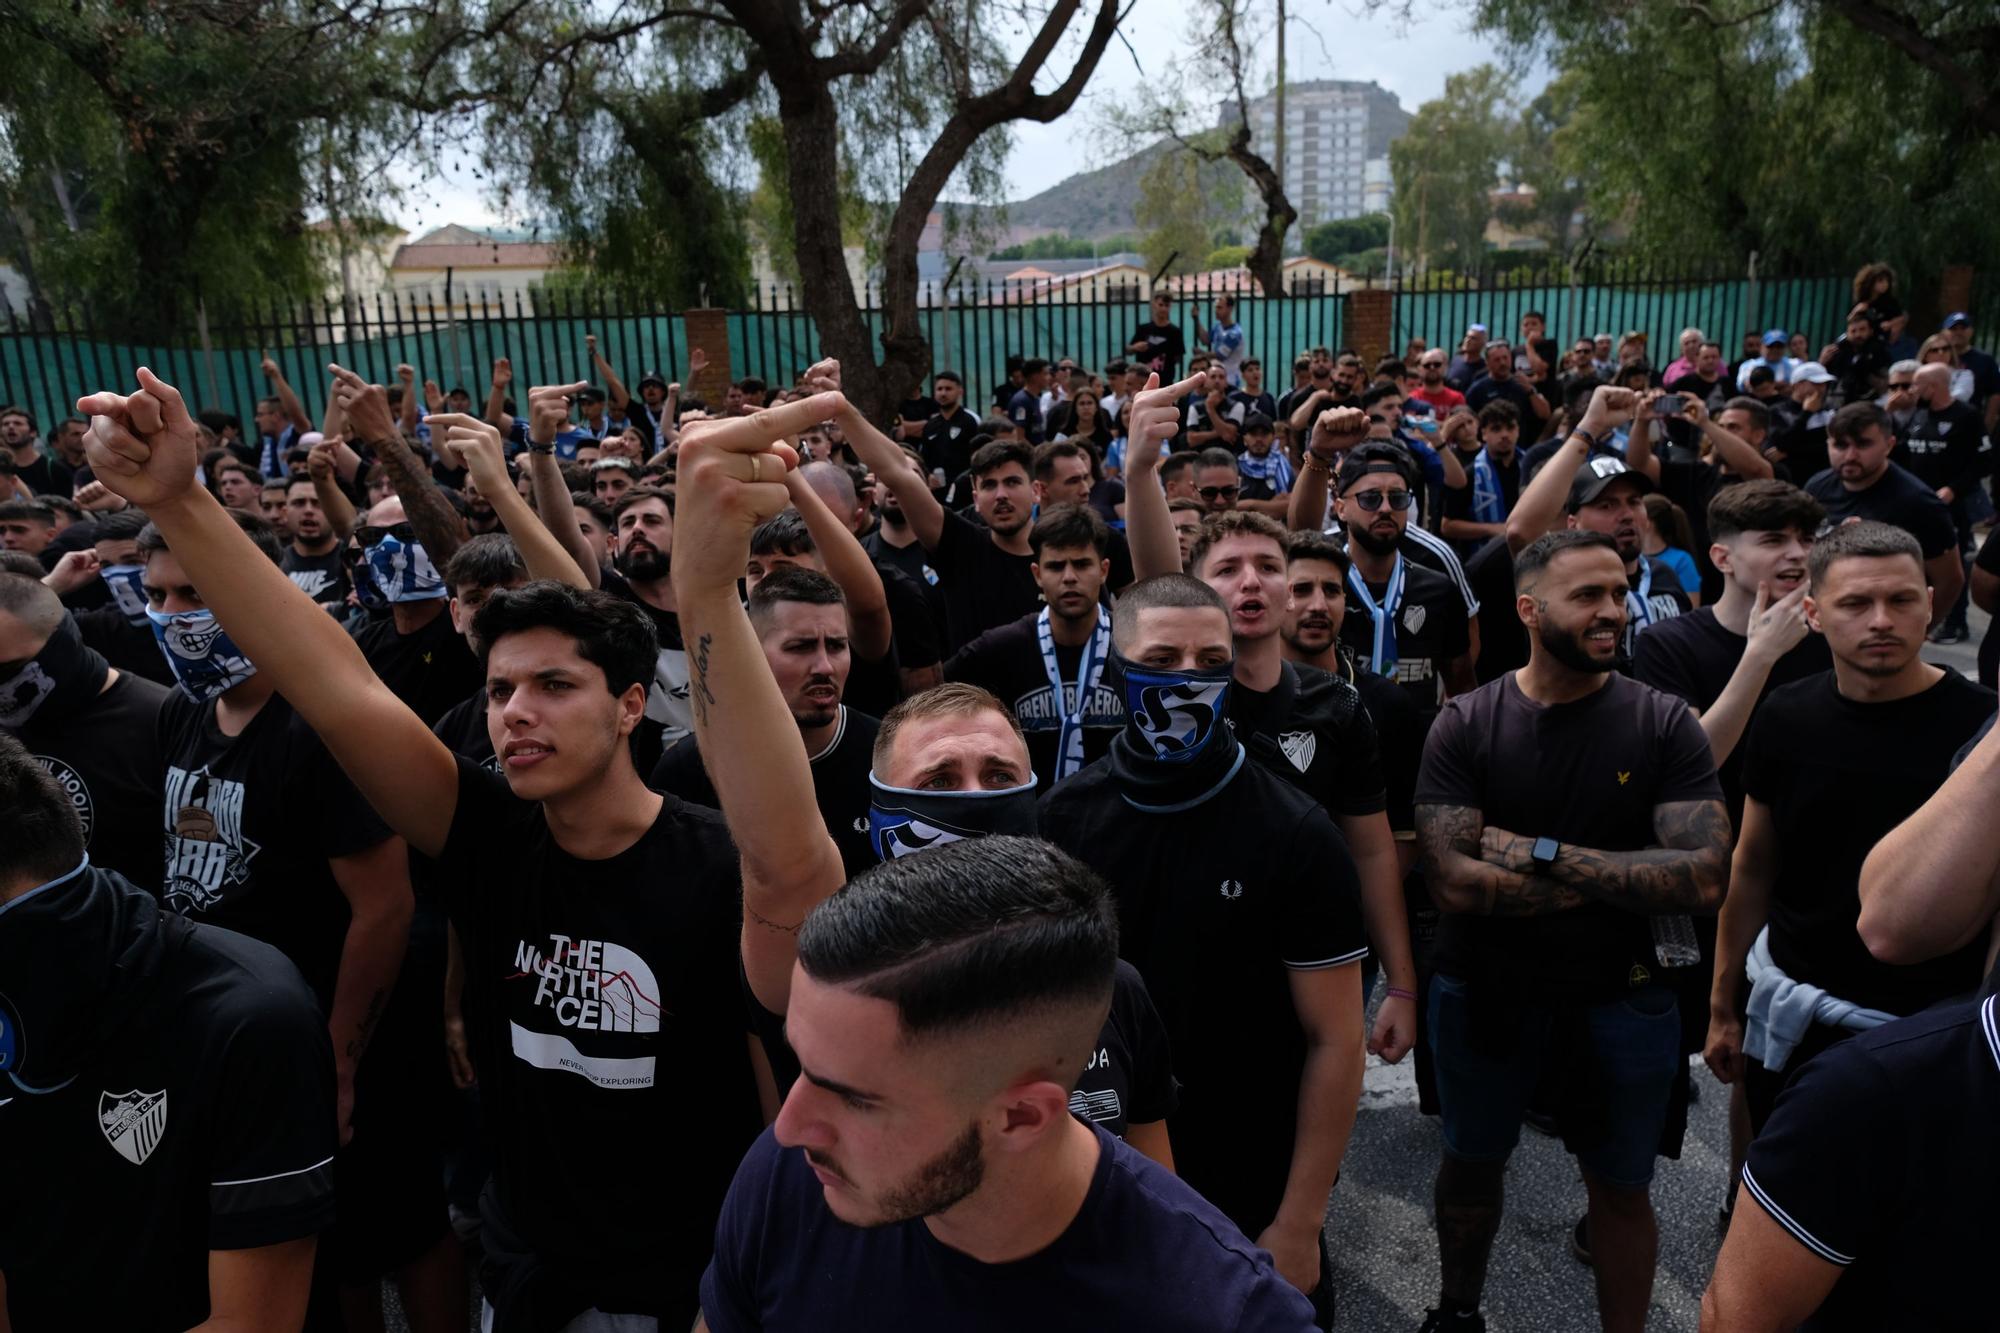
top-left (1036, 604), bottom-right (1111, 783)
top-left (1238, 448), bottom-right (1293, 495)
top-left (1347, 554), bottom-right (1407, 677)
top-left (1470, 449), bottom-right (1508, 525)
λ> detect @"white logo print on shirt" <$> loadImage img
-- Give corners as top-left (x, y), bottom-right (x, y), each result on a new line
top-left (99, 1089), bottom-right (168, 1166)
top-left (508, 934), bottom-right (663, 1089)
top-left (162, 766), bottom-right (260, 914)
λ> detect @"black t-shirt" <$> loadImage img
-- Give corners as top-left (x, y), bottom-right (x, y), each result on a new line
top-left (12, 452), bottom-right (73, 496)
top-left (1070, 960), bottom-right (1180, 1135)
top-left (1740, 990), bottom-right (2000, 1331)
top-left (927, 508), bottom-right (1042, 653)
top-left (158, 690), bottom-right (392, 1006)
top-left (0, 876), bottom-right (336, 1333)
top-left (1623, 556), bottom-right (1692, 666)
top-left (1128, 322), bottom-right (1187, 379)
top-left (1654, 459), bottom-right (1742, 602)
top-left (1347, 662), bottom-right (1425, 836)
top-left (1631, 606), bottom-right (1832, 822)
top-left (1893, 399), bottom-right (1985, 497)
top-left (350, 607), bottom-right (484, 728)
top-left (1464, 537), bottom-right (1528, 683)
top-left (1228, 660), bottom-right (1388, 821)
top-left (1464, 375), bottom-right (1537, 420)
top-left (1441, 448), bottom-right (1523, 540)
top-left (600, 569), bottom-right (692, 758)
top-left (699, 1122), bottom-right (1318, 1332)
top-left (433, 686), bottom-right (496, 767)
top-left (897, 395), bottom-right (938, 428)
top-left (73, 604), bottom-right (176, 687)
top-left (920, 408), bottom-right (983, 482)
top-left (650, 707), bottom-right (880, 883)
top-left (1805, 463), bottom-right (1957, 559)
top-left (13, 671), bottom-right (169, 888)
top-left (282, 545), bottom-right (350, 611)
top-left (945, 612), bottom-right (1125, 792)
top-left (433, 756), bottom-right (762, 1314)
top-left (1338, 559), bottom-right (1471, 718)
top-left (1416, 673), bottom-right (1723, 1001)
top-left (1040, 756), bottom-right (1367, 1232)
top-left (1007, 387), bottom-right (1046, 444)
top-left (870, 551), bottom-right (945, 676)
top-left (1741, 670), bottom-right (1993, 1013)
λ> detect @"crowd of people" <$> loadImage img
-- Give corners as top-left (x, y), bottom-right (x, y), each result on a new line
top-left (2, 255), bottom-right (1998, 1333)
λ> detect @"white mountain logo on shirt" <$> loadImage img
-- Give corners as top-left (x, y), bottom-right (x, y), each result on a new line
top-left (99, 1089), bottom-right (167, 1166)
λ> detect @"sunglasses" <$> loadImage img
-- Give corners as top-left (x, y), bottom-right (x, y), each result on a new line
top-left (1889, 380), bottom-right (1915, 389)
top-left (1198, 485), bottom-right (1240, 501)
top-left (353, 522), bottom-right (418, 548)
top-left (1349, 488), bottom-right (1414, 512)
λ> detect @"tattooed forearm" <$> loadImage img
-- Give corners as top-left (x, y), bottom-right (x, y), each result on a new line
top-left (367, 429), bottom-right (468, 567)
top-left (1545, 800), bottom-right (1730, 912)
top-left (1414, 804), bottom-right (1589, 917)
top-left (345, 987), bottom-right (390, 1064)
top-left (690, 631), bottom-right (717, 726)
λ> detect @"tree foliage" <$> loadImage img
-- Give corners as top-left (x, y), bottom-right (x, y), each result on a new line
top-left (1135, 148), bottom-right (1244, 277)
top-left (1389, 65), bottom-right (1511, 272)
top-left (990, 231), bottom-right (1141, 261)
top-left (1304, 215), bottom-right (1391, 265)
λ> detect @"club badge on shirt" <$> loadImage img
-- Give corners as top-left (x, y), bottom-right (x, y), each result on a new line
top-left (99, 1089), bottom-right (168, 1166)
top-left (1277, 731), bottom-right (1317, 773)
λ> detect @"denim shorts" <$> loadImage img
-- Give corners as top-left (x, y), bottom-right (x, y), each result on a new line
top-left (1427, 973), bottom-right (1683, 1188)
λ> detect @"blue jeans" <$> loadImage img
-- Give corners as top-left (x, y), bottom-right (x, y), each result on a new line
top-left (1428, 974), bottom-right (1682, 1188)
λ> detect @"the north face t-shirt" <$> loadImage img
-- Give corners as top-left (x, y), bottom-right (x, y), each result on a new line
top-left (432, 756), bottom-right (763, 1317)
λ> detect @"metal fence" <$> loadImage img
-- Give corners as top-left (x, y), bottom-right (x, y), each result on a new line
top-left (1, 259), bottom-right (1985, 433)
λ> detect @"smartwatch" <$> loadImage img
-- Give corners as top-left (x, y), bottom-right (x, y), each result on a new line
top-left (1531, 836), bottom-right (1561, 867)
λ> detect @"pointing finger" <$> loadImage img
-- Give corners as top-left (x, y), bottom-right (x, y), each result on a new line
top-left (76, 390), bottom-right (130, 419)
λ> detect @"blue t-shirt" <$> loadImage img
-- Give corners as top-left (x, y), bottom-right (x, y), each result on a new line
top-left (1651, 545), bottom-right (1700, 599)
top-left (1208, 321), bottom-right (1247, 385)
top-left (504, 417), bottom-right (591, 461)
top-left (700, 1123), bottom-right (1318, 1332)
top-left (1007, 387), bottom-right (1046, 444)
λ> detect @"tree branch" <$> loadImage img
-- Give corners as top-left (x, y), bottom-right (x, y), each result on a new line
top-left (1821, 0), bottom-right (2000, 135)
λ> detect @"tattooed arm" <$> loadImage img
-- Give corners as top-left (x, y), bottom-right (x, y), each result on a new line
top-left (1480, 799), bottom-right (1731, 913)
top-left (1415, 803), bottom-right (1589, 917)
top-left (330, 365), bottom-right (467, 568)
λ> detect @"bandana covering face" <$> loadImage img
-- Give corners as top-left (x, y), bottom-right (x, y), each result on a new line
top-left (354, 532), bottom-right (447, 605)
top-left (866, 774), bottom-right (1041, 862)
top-left (0, 614), bottom-right (108, 728)
top-left (99, 564), bottom-right (150, 625)
top-left (1107, 651), bottom-right (1246, 812)
top-left (146, 608), bottom-right (258, 702)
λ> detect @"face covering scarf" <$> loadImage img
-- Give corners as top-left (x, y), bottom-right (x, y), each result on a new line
top-left (352, 527), bottom-right (447, 608)
top-left (867, 774), bottom-right (1041, 862)
top-left (147, 608), bottom-right (258, 702)
top-left (0, 614), bottom-right (109, 728)
top-left (1106, 652), bottom-right (1246, 813)
top-left (99, 564), bottom-right (150, 625)
top-left (0, 859), bottom-right (172, 1095)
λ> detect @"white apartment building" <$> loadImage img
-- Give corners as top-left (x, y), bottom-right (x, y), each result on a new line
top-left (1244, 80), bottom-right (1410, 227)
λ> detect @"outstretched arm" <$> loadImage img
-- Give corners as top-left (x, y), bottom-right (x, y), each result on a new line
top-left (483, 357), bottom-right (515, 433)
top-left (261, 353), bottom-right (312, 434)
top-left (305, 441), bottom-right (358, 544)
top-left (1124, 372), bottom-right (1208, 580)
top-left (830, 376), bottom-right (946, 552)
top-left (426, 413), bottom-right (589, 590)
top-left (1285, 407), bottom-right (1370, 533)
top-left (588, 334), bottom-right (631, 413)
top-left (521, 382), bottom-right (604, 589)
top-left (784, 469), bottom-right (892, 661)
top-left (1507, 385), bottom-right (1636, 554)
top-left (331, 365), bottom-right (467, 569)
top-left (671, 395), bottom-right (852, 1016)
top-left (79, 369), bottom-right (459, 857)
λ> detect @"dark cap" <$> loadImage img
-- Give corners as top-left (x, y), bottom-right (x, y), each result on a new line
top-left (1336, 442), bottom-right (1418, 496)
top-left (1566, 455), bottom-right (1653, 511)
top-left (637, 371), bottom-right (669, 391)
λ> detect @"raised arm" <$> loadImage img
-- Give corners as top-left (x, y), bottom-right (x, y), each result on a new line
top-left (588, 334), bottom-right (631, 412)
top-left (330, 365), bottom-right (467, 569)
top-left (784, 468), bottom-right (892, 660)
top-left (305, 441), bottom-right (358, 544)
top-left (396, 364), bottom-right (420, 437)
top-left (1857, 714), bottom-right (2000, 964)
top-left (1688, 396), bottom-right (1773, 479)
top-left (261, 352), bottom-right (311, 434)
top-left (1285, 407), bottom-right (1369, 533)
top-left (671, 395), bottom-right (851, 1016)
top-left (1124, 372), bottom-right (1208, 580)
top-left (831, 381), bottom-right (946, 552)
top-left (1507, 385), bottom-right (1636, 554)
top-left (79, 369), bottom-right (458, 857)
top-left (426, 413), bottom-right (589, 591)
top-left (483, 357), bottom-right (515, 433)
top-left (521, 382), bottom-right (603, 589)
top-left (1287, 387), bottom-right (1333, 438)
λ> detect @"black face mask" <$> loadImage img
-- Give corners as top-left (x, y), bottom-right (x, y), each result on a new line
top-left (0, 861), bottom-right (173, 1094)
top-left (1105, 650), bottom-right (1247, 812)
top-left (866, 775), bottom-right (1040, 861)
top-left (0, 613), bottom-right (108, 729)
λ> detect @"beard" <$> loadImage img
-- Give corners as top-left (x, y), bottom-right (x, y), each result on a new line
top-left (616, 540), bottom-right (670, 583)
top-left (1284, 615), bottom-right (1335, 654)
top-left (869, 1118), bottom-right (985, 1226)
top-left (1538, 618), bottom-right (1621, 674)
top-left (881, 503), bottom-right (907, 529)
top-left (1351, 521), bottom-right (1403, 557)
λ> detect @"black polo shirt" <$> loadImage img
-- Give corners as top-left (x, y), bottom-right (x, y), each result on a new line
top-left (1805, 462), bottom-right (1957, 559)
top-left (927, 508), bottom-right (1042, 653)
top-left (1338, 558), bottom-right (1471, 718)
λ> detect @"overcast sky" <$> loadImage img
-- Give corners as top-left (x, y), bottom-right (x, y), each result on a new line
top-left (383, 2), bottom-right (1524, 236)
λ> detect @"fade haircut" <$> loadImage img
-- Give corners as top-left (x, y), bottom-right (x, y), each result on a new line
top-left (1195, 447), bottom-right (1237, 474)
top-left (444, 533), bottom-right (528, 593)
top-left (1031, 439), bottom-right (1092, 482)
top-left (0, 571), bottom-right (66, 637)
top-left (1829, 401), bottom-right (1892, 446)
top-left (1719, 396), bottom-right (1771, 433)
top-left (1111, 572), bottom-right (1229, 651)
top-left (1029, 503), bottom-right (1109, 558)
top-left (0, 730), bottom-right (84, 884)
top-left (747, 565), bottom-right (844, 634)
top-left (1188, 509), bottom-right (1286, 575)
top-left (138, 509), bottom-right (283, 567)
top-left (1806, 519), bottom-right (1922, 590)
top-left (873, 682), bottom-right (1023, 776)
top-left (969, 439), bottom-right (1033, 480)
top-left (1285, 531), bottom-right (1351, 577)
top-left (796, 836), bottom-right (1119, 1071)
top-left (470, 580), bottom-right (660, 697)
top-left (1706, 480), bottom-right (1825, 543)
top-left (0, 500), bottom-right (55, 527)
top-left (1159, 453), bottom-right (1196, 486)
top-left (749, 510), bottom-right (815, 559)
top-left (1514, 529), bottom-right (1619, 591)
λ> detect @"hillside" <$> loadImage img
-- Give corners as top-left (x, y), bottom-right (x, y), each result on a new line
top-left (998, 138), bottom-right (1243, 242)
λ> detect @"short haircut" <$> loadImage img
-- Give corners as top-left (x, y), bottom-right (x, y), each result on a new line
top-left (1188, 509), bottom-right (1286, 574)
top-left (1807, 519), bottom-right (1922, 589)
top-left (873, 682), bottom-right (1023, 775)
top-left (0, 552), bottom-right (45, 578)
top-left (470, 581), bottom-right (660, 697)
top-left (747, 565), bottom-right (844, 632)
top-left (796, 836), bottom-right (1118, 1062)
top-left (1359, 382), bottom-right (1402, 410)
top-left (138, 508), bottom-right (283, 567)
top-left (1706, 480), bottom-right (1825, 543)
top-left (1029, 503), bottom-right (1110, 558)
top-left (1195, 447), bottom-right (1236, 473)
top-left (1523, 310), bottom-right (1546, 323)
top-left (1160, 453), bottom-right (1196, 485)
top-left (0, 571), bottom-right (63, 637)
top-left (1889, 358), bottom-right (1921, 380)
top-left (1746, 365), bottom-right (1777, 388)
top-left (1021, 357), bottom-right (1050, 378)
top-left (570, 493), bottom-right (614, 530)
top-left (1476, 401), bottom-right (1520, 432)
top-left (1031, 439), bottom-right (1091, 482)
top-left (611, 485), bottom-right (675, 522)
top-left (1111, 572), bottom-right (1229, 649)
top-left (738, 377), bottom-right (767, 396)
top-left (969, 439), bottom-right (1032, 480)
top-left (0, 405), bottom-right (36, 428)
top-left (1515, 529), bottom-right (1619, 590)
top-left (1242, 413), bottom-right (1273, 435)
top-left (0, 729), bottom-right (85, 882)
top-left (1167, 496), bottom-right (1207, 518)
top-left (0, 500), bottom-right (55, 527)
top-left (259, 479), bottom-right (287, 495)
top-left (1241, 358), bottom-right (1260, 372)
top-left (1829, 401), bottom-right (1891, 446)
top-left (933, 370), bottom-right (963, 387)
top-left (285, 472), bottom-right (321, 495)
top-left (1719, 396), bottom-right (1771, 433)
top-left (444, 533), bottom-right (527, 593)
top-left (92, 509), bottom-right (149, 542)
top-left (749, 509), bottom-right (815, 559)
top-left (1285, 531), bottom-right (1351, 576)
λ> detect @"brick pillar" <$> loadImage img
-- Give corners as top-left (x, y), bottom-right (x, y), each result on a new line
top-left (1347, 287), bottom-right (1394, 368)
top-left (681, 309), bottom-right (732, 403)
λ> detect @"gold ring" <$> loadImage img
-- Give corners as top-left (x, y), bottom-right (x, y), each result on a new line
top-left (748, 455), bottom-right (762, 484)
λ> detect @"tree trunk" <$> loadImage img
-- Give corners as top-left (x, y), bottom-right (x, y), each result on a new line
top-left (1225, 127), bottom-right (1297, 296)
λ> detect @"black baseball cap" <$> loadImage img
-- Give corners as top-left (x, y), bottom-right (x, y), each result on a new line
top-left (1566, 455), bottom-right (1654, 511)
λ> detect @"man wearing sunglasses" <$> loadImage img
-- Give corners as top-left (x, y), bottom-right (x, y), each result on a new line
top-left (1194, 447), bottom-right (1243, 514)
top-left (1333, 446), bottom-right (1475, 718)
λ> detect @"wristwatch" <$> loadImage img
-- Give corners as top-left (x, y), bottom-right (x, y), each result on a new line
top-left (1531, 836), bottom-right (1561, 867)
top-left (526, 441), bottom-right (554, 455)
